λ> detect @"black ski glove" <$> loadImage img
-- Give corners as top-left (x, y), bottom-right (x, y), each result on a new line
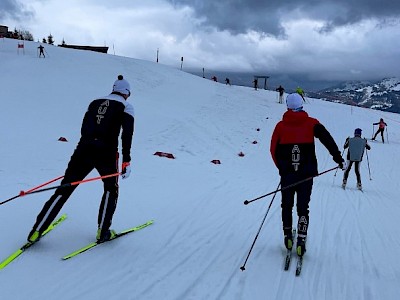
top-left (333, 154), bottom-right (345, 169)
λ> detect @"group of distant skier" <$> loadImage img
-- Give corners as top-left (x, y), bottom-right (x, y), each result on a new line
top-left (270, 86), bottom-right (389, 258)
top-left (341, 118), bottom-right (387, 190)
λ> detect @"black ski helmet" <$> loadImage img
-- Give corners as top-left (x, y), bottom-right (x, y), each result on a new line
top-left (354, 128), bottom-right (362, 136)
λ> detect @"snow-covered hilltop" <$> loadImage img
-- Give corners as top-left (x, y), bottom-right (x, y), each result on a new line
top-left (311, 77), bottom-right (400, 113)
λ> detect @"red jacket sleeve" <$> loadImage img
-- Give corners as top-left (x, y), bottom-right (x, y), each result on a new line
top-left (270, 123), bottom-right (280, 167)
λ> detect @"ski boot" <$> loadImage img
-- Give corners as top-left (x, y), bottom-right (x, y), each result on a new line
top-left (357, 182), bottom-right (362, 190)
top-left (96, 228), bottom-right (117, 242)
top-left (27, 229), bottom-right (41, 243)
top-left (284, 229), bottom-right (293, 250)
top-left (342, 179), bottom-right (347, 189)
top-left (296, 236), bottom-right (307, 257)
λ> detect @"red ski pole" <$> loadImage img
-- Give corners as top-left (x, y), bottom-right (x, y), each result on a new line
top-left (20, 175), bottom-right (64, 196)
top-left (22, 172), bottom-right (121, 196)
top-left (0, 175), bottom-right (64, 206)
top-left (0, 173), bottom-right (120, 206)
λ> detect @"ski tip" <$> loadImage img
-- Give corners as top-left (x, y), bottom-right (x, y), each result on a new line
top-left (142, 220), bottom-right (155, 226)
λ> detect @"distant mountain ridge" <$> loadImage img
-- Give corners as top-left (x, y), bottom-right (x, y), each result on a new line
top-left (309, 77), bottom-right (400, 114)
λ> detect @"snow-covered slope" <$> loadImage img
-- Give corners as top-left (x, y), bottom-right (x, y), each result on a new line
top-left (1, 38), bottom-right (400, 300)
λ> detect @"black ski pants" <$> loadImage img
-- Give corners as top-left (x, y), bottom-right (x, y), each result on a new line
top-left (343, 161), bottom-right (361, 184)
top-left (280, 174), bottom-right (313, 239)
top-left (373, 128), bottom-right (385, 142)
top-left (30, 142), bottom-right (119, 235)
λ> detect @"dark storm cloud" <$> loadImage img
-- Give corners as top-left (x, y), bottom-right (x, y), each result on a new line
top-left (0, 0), bottom-right (34, 21)
top-left (166, 0), bottom-right (400, 35)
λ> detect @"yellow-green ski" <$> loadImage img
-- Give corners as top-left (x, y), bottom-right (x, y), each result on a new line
top-left (62, 220), bottom-right (154, 260)
top-left (0, 214), bottom-right (67, 270)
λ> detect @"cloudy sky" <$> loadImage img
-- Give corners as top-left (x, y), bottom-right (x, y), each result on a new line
top-left (1, 0), bottom-right (400, 83)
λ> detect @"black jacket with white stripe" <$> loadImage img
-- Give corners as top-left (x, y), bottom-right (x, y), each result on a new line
top-left (79, 93), bottom-right (134, 163)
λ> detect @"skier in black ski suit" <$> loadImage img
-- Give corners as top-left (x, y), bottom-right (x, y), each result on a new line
top-left (275, 85), bottom-right (285, 103)
top-left (342, 128), bottom-right (371, 190)
top-left (27, 75), bottom-right (134, 243)
top-left (38, 45), bottom-right (45, 58)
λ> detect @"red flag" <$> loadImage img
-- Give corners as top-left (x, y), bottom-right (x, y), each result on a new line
top-left (154, 151), bottom-right (175, 159)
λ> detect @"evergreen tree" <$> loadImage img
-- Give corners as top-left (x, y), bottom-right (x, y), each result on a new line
top-left (47, 34), bottom-right (54, 45)
top-left (12, 27), bottom-right (19, 39)
top-left (19, 30), bottom-right (34, 41)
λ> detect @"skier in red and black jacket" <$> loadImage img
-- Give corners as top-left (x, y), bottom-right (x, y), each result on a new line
top-left (270, 93), bottom-right (345, 257)
top-left (372, 118), bottom-right (387, 143)
top-left (27, 75), bottom-right (134, 243)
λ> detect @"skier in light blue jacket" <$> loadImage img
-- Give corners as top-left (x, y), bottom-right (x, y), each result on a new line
top-left (342, 128), bottom-right (371, 190)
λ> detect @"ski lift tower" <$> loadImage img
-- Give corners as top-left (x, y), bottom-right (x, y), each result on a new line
top-left (253, 75), bottom-right (269, 90)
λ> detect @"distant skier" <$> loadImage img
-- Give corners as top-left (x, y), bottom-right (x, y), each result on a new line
top-left (372, 118), bottom-right (387, 143)
top-left (37, 45), bottom-right (45, 58)
top-left (211, 76), bottom-right (218, 82)
top-left (270, 93), bottom-right (345, 257)
top-left (225, 78), bottom-right (231, 85)
top-left (253, 78), bottom-right (258, 90)
top-left (276, 85), bottom-right (285, 103)
top-left (342, 128), bottom-right (371, 190)
top-left (296, 86), bottom-right (305, 101)
top-left (27, 75), bottom-right (134, 243)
